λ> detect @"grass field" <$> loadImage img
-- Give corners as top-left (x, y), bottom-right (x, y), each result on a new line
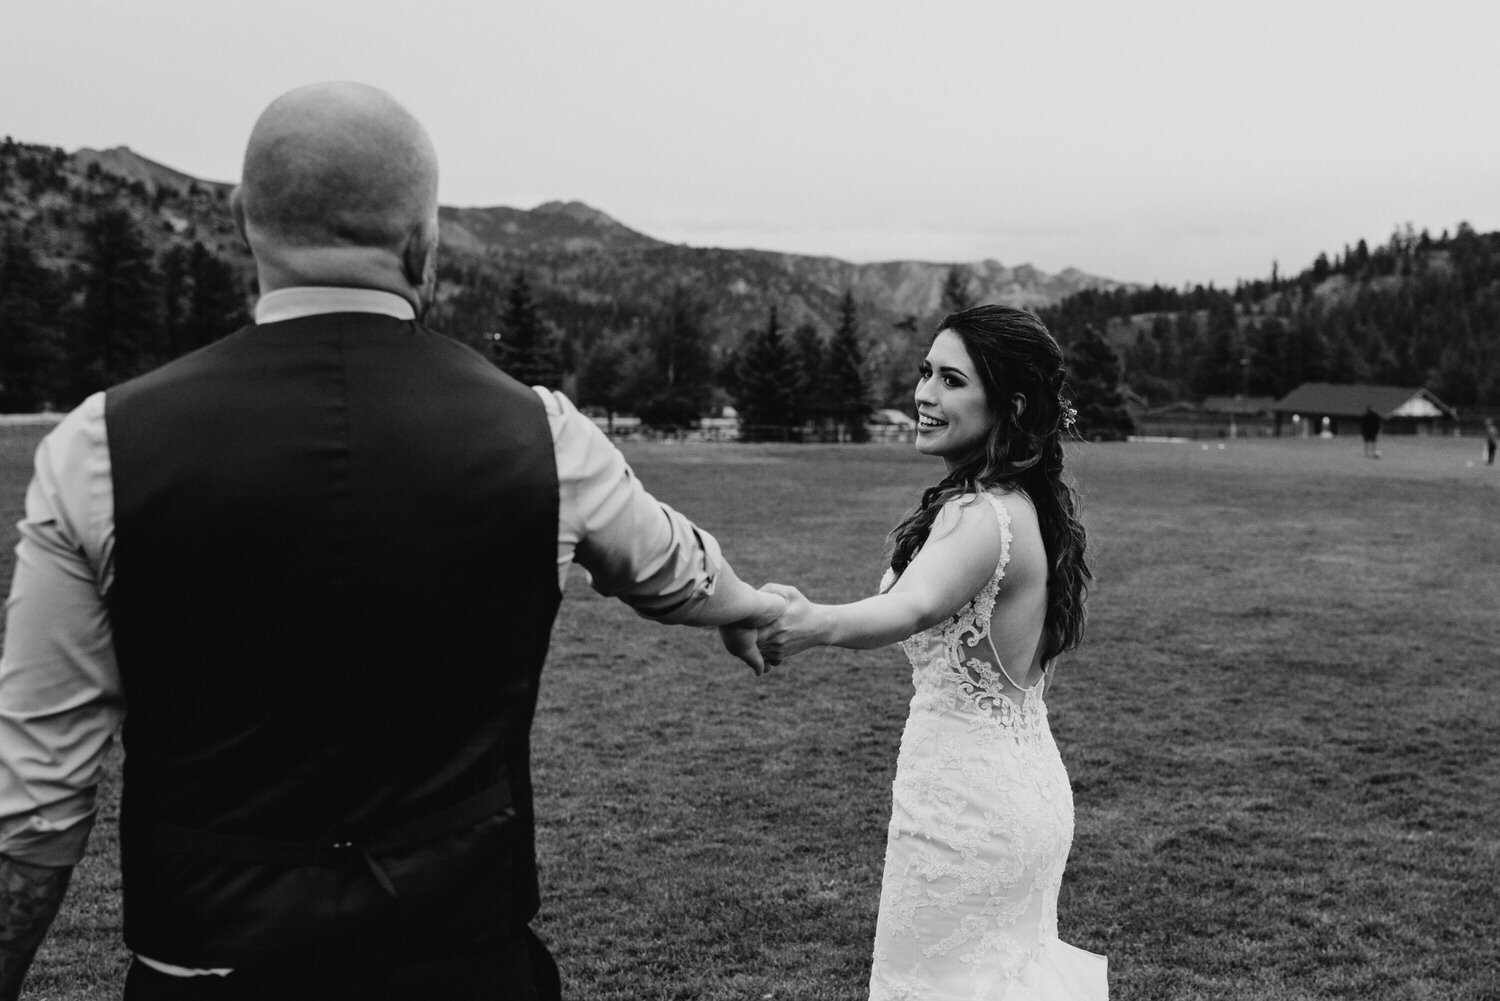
top-left (2, 425), bottom-right (1498, 1000)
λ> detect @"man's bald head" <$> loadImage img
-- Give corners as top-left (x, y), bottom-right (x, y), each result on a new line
top-left (237, 82), bottom-right (438, 252)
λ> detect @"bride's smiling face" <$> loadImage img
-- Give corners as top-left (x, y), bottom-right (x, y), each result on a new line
top-left (914, 330), bottom-right (996, 471)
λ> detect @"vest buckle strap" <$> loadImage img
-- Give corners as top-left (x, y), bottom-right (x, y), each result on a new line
top-left (146, 779), bottom-right (513, 899)
top-left (330, 840), bottom-right (399, 898)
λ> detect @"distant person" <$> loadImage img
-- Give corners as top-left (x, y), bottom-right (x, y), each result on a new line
top-left (1486, 418), bottom-right (1497, 466)
top-left (0, 82), bottom-right (784, 1000)
top-left (756, 305), bottom-right (1107, 998)
top-left (1360, 405), bottom-right (1382, 458)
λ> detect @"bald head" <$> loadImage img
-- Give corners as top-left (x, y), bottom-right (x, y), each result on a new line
top-left (236, 82), bottom-right (438, 262)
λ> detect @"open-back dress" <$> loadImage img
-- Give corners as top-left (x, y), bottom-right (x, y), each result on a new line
top-left (869, 493), bottom-right (1107, 1000)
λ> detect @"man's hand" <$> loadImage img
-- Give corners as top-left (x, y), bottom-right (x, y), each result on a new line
top-left (717, 588), bottom-right (786, 675)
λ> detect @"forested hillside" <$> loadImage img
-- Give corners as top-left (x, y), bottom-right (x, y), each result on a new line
top-left (0, 140), bottom-right (1118, 430)
top-left (1040, 225), bottom-right (1500, 412)
top-left (3, 136), bottom-right (1497, 434)
top-left (0, 140), bottom-right (250, 411)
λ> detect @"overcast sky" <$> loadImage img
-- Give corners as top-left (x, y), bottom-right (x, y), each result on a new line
top-left (3, 0), bottom-right (1497, 287)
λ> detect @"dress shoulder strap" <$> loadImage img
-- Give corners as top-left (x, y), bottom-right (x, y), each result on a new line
top-left (950, 493), bottom-right (1013, 647)
top-left (973, 492), bottom-right (1013, 619)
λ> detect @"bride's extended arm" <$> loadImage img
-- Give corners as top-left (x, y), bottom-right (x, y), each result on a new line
top-left (758, 498), bottom-right (1003, 661)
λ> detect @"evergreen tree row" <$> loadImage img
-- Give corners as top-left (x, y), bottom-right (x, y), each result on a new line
top-left (0, 208), bottom-right (248, 411)
top-left (720, 291), bottom-right (874, 441)
top-left (7, 131), bottom-right (1493, 436)
top-left (1040, 224), bottom-right (1500, 411)
top-left (431, 268), bottom-right (878, 440)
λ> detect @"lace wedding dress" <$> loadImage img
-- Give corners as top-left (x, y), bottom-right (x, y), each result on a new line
top-left (870, 493), bottom-right (1107, 1000)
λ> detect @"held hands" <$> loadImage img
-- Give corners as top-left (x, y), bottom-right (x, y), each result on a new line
top-left (717, 588), bottom-right (787, 676)
top-left (754, 583), bottom-right (821, 667)
top-left (718, 581), bottom-right (825, 673)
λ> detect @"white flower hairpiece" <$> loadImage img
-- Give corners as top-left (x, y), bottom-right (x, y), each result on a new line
top-left (1059, 396), bottom-right (1078, 430)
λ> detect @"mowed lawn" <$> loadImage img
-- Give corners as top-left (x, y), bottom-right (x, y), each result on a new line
top-left (1, 424), bottom-right (1497, 1000)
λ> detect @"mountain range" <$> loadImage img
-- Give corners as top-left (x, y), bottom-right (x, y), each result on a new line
top-left (1, 142), bottom-right (1130, 342)
top-left (438, 198), bottom-right (1129, 333)
top-left (7, 140), bottom-right (1498, 415)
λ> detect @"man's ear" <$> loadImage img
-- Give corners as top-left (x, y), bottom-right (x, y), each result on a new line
top-left (402, 216), bottom-right (440, 300)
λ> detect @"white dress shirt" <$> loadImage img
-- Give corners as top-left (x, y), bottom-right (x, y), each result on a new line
top-left (0, 287), bottom-right (727, 878)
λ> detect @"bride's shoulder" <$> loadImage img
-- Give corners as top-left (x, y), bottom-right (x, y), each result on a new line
top-left (928, 491), bottom-right (1008, 551)
top-left (982, 486), bottom-right (1040, 526)
top-left (930, 490), bottom-right (991, 526)
top-left (982, 488), bottom-right (1048, 574)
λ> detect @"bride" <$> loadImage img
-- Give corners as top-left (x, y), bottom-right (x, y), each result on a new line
top-left (758, 305), bottom-right (1108, 999)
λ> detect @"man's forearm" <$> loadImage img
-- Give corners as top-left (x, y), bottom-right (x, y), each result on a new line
top-left (0, 853), bottom-right (73, 999)
top-left (668, 561), bottom-right (777, 627)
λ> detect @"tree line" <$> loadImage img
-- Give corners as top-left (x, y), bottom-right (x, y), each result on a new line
top-left (435, 261), bottom-right (1135, 441)
top-left (0, 209), bottom-right (248, 411)
top-left (436, 223), bottom-right (1500, 440)
top-left (11, 207), bottom-right (1491, 439)
top-left (430, 262), bottom-right (878, 441)
top-left (1038, 223), bottom-right (1500, 412)
top-left (5, 132), bottom-right (1494, 434)
top-left (0, 201), bottom-right (1132, 441)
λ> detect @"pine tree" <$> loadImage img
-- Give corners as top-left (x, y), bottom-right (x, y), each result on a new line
top-left (185, 241), bottom-right (250, 349)
top-left (575, 327), bottom-right (637, 429)
top-left (426, 260), bottom-right (503, 353)
top-left (732, 306), bottom-right (799, 441)
top-left (158, 244), bottom-right (191, 357)
top-left (1123, 321), bottom-right (1170, 405)
top-left (941, 266), bottom-right (973, 313)
top-left (1188, 299), bottom-right (1242, 398)
top-left (789, 322), bottom-right (825, 435)
top-left (0, 231), bottom-right (67, 411)
top-left (494, 271), bottom-right (560, 387)
top-left (1067, 325), bottom-right (1134, 440)
top-left (634, 287), bottom-right (715, 430)
top-left (69, 208), bottom-right (163, 402)
top-left (826, 290), bottom-right (873, 441)
top-left (1246, 317), bottom-right (1292, 396)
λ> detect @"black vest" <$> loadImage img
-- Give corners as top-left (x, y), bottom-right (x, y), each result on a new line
top-left (104, 313), bottom-right (561, 969)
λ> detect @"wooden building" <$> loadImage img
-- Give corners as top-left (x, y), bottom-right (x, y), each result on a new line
top-left (1271, 383), bottom-right (1458, 436)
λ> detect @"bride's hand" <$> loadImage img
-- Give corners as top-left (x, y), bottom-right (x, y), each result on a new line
top-left (718, 588), bottom-right (787, 676)
top-left (756, 583), bottom-right (822, 665)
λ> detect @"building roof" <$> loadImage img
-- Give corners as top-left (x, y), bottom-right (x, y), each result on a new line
top-left (871, 408), bottom-right (916, 427)
top-left (1201, 395), bottom-right (1279, 415)
top-left (1272, 383), bottom-right (1457, 420)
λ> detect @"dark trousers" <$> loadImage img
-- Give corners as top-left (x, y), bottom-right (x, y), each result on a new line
top-left (122, 928), bottom-right (560, 1001)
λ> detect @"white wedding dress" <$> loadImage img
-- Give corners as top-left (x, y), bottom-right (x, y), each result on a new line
top-left (870, 493), bottom-right (1107, 1000)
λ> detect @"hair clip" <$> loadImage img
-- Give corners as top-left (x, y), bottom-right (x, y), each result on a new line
top-left (1059, 396), bottom-right (1078, 430)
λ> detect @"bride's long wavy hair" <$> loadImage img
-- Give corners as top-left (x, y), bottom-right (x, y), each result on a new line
top-left (887, 305), bottom-right (1090, 659)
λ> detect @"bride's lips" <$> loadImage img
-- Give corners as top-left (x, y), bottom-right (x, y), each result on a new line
top-left (917, 413), bottom-right (947, 432)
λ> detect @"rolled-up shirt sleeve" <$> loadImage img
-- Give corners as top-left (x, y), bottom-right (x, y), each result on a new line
top-left (0, 394), bottom-right (122, 867)
top-left (536, 387), bottom-right (725, 623)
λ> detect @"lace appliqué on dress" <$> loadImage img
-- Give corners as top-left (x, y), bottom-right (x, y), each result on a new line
top-left (895, 493), bottom-right (1043, 728)
top-left (870, 492), bottom-right (1105, 1000)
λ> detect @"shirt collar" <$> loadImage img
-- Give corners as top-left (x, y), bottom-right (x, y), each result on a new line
top-left (254, 287), bottom-right (416, 325)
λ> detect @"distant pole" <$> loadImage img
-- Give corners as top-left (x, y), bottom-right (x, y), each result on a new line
top-left (1234, 356), bottom-right (1249, 439)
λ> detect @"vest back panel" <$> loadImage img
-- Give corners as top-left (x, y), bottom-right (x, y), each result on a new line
top-left (105, 313), bottom-right (561, 966)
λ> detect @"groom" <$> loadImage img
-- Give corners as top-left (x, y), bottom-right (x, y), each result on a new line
top-left (0, 82), bottom-right (782, 999)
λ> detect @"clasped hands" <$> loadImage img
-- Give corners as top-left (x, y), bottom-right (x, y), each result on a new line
top-left (718, 583), bottom-right (817, 675)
